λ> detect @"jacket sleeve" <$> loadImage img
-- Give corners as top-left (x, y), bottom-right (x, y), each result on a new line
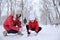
top-left (28, 22), bottom-right (31, 30)
top-left (17, 20), bottom-right (21, 29)
top-left (8, 17), bottom-right (19, 31)
top-left (14, 18), bottom-right (21, 30)
top-left (35, 21), bottom-right (39, 33)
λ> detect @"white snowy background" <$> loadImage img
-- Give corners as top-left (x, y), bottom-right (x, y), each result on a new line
top-left (0, 0), bottom-right (60, 40)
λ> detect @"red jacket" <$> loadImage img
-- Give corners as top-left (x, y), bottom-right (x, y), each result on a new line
top-left (28, 20), bottom-right (39, 33)
top-left (3, 15), bottom-right (21, 31)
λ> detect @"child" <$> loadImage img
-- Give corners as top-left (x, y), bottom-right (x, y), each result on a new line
top-left (26, 14), bottom-right (42, 36)
top-left (3, 11), bottom-right (22, 36)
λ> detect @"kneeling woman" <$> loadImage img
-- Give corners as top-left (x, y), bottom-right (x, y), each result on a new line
top-left (3, 12), bottom-right (22, 36)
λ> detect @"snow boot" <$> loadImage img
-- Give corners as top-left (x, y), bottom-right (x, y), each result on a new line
top-left (17, 31), bottom-right (23, 35)
top-left (3, 31), bottom-right (7, 36)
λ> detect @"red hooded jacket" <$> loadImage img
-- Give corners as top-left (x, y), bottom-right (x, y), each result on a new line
top-left (28, 20), bottom-right (39, 33)
top-left (3, 15), bottom-right (21, 31)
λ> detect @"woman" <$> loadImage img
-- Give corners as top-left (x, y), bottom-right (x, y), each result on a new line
top-left (3, 11), bottom-right (22, 36)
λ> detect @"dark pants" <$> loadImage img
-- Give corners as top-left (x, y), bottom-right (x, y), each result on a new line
top-left (26, 25), bottom-right (42, 34)
top-left (7, 29), bottom-right (18, 33)
top-left (7, 23), bottom-right (18, 33)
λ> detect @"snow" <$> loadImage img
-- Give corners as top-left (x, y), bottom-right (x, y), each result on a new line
top-left (0, 0), bottom-right (60, 40)
top-left (0, 25), bottom-right (60, 40)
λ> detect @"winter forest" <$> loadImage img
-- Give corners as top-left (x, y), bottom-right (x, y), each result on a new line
top-left (0, 0), bottom-right (60, 25)
top-left (0, 0), bottom-right (60, 40)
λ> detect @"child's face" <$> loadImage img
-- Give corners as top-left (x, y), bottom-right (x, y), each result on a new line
top-left (30, 20), bottom-right (34, 22)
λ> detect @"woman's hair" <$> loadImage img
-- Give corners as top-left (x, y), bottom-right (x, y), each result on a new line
top-left (16, 14), bottom-right (21, 18)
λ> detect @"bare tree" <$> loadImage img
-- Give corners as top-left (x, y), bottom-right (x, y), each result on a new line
top-left (52, 0), bottom-right (60, 19)
top-left (0, 0), bottom-right (2, 18)
top-left (43, 0), bottom-right (52, 24)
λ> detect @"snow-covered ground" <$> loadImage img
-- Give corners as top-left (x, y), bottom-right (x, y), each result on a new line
top-left (0, 25), bottom-right (60, 40)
